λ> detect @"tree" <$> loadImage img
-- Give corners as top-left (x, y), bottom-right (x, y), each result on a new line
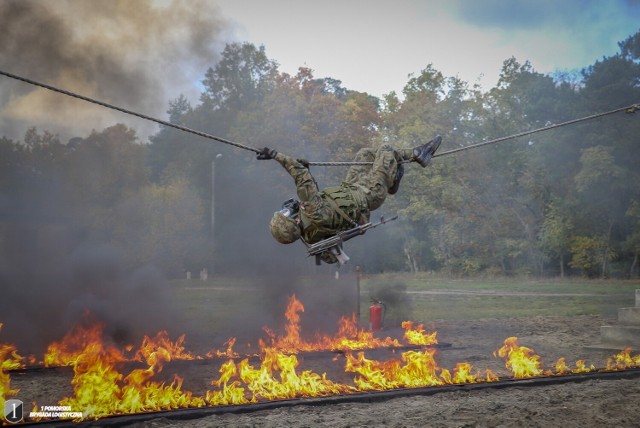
top-left (573, 146), bottom-right (631, 278)
top-left (200, 42), bottom-right (278, 135)
top-left (382, 64), bottom-right (479, 273)
top-left (112, 178), bottom-right (207, 275)
top-left (625, 201), bottom-right (640, 278)
top-left (539, 202), bottom-right (574, 277)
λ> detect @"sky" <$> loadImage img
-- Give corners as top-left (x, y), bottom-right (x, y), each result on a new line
top-left (0, 0), bottom-right (639, 142)
top-left (215, 0), bottom-right (640, 98)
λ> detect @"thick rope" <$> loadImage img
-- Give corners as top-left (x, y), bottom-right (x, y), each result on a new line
top-left (0, 68), bottom-right (260, 154)
top-left (310, 103), bottom-right (639, 166)
top-left (432, 103), bottom-right (639, 158)
top-left (1, 68), bottom-right (637, 165)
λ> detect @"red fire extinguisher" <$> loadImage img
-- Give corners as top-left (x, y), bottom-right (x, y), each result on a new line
top-left (369, 300), bottom-right (385, 331)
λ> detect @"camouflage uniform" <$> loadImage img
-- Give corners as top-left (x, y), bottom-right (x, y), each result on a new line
top-left (273, 144), bottom-right (413, 245)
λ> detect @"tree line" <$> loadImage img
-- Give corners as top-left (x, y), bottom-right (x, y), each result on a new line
top-left (1, 31), bottom-right (639, 278)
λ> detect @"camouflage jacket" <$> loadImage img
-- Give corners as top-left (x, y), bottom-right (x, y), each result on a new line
top-left (274, 153), bottom-right (370, 244)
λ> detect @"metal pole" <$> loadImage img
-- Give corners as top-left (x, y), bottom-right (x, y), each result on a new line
top-left (211, 154), bottom-right (222, 273)
top-left (211, 154), bottom-right (223, 233)
top-left (356, 265), bottom-right (361, 322)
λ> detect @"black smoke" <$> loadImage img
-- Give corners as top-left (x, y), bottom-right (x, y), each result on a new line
top-left (0, 0), bottom-right (228, 142)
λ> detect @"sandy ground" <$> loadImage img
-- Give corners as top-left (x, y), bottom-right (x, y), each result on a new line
top-left (125, 315), bottom-right (640, 428)
top-left (141, 315), bottom-right (640, 428)
top-left (139, 378), bottom-right (640, 428)
top-left (12, 314), bottom-right (640, 427)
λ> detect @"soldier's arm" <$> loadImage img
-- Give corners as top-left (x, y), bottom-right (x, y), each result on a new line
top-left (273, 152), bottom-right (320, 203)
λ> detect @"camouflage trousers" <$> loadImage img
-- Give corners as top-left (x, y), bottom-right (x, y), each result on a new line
top-left (343, 144), bottom-right (409, 211)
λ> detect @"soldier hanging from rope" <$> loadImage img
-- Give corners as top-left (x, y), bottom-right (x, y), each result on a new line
top-left (256, 136), bottom-right (442, 264)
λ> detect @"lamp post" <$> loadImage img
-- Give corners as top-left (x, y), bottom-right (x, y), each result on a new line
top-left (211, 154), bottom-right (222, 272)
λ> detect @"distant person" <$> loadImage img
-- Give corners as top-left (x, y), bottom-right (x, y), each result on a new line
top-left (256, 135), bottom-right (442, 263)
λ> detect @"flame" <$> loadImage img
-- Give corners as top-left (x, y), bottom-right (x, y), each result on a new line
top-left (261, 295), bottom-right (402, 353)
top-left (239, 347), bottom-right (353, 400)
top-left (450, 362), bottom-right (478, 383)
top-left (206, 359), bottom-right (249, 405)
top-left (207, 338), bottom-right (240, 359)
top-left (345, 349), bottom-right (446, 390)
top-left (58, 330), bottom-right (204, 420)
top-left (573, 359), bottom-right (595, 373)
top-left (44, 323), bottom-right (128, 367)
top-left (494, 337), bottom-right (543, 378)
top-left (135, 331), bottom-right (200, 364)
top-left (553, 357), bottom-right (571, 375)
top-left (1, 323), bottom-right (23, 410)
top-left (401, 321), bottom-right (438, 346)
top-left (606, 348), bottom-right (640, 371)
top-left (5, 295), bottom-right (640, 422)
top-left (207, 347), bottom-right (353, 404)
top-left (325, 314), bottom-right (402, 351)
top-left (550, 357), bottom-right (595, 375)
top-left (441, 362), bottom-right (498, 384)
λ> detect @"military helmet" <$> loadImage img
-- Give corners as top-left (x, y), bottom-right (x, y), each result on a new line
top-left (269, 211), bottom-right (301, 244)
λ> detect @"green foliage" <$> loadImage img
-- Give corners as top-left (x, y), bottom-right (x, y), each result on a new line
top-left (112, 179), bottom-right (207, 275)
top-left (569, 235), bottom-right (616, 277)
top-left (3, 30), bottom-right (640, 278)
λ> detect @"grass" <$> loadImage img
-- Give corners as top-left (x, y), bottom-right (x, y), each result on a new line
top-left (390, 294), bottom-right (608, 321)
top-left (361, 272), bottom-right (640, 294)
top-left (360, 274), bottom-right (639, 322)
top-left (170, 283), bottom-right (268, 338)
top-left (168, 274), bottom-right (640, 339)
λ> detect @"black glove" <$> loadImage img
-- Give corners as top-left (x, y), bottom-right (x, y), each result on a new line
top-left (297, 158), bottom-right (310, 168)
top-left (257, 147), bottom-right (277, 160)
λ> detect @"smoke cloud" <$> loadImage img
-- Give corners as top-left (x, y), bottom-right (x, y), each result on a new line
top-left (0, 0), bottom-right (229, 142)
top-left (0, 0), bottom-right (374, 354)
top-left (0, 240), bottom-right (181, 355)
top-left (0, 0), bottom-right (233, 353)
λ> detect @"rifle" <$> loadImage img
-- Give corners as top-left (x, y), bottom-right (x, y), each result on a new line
top-left (305, 215), bottom-right (398, 265)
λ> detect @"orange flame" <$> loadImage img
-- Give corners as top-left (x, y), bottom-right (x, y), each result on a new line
top-left (606, 348), bottom-right (640, 371)
top-left (573, 359), bottom-right (596, 373)
top-left (206, 347), bottom-right (353, 404)
top-left (1, 323), bottom-right (23, 410)
top-left (494, 337), bottom-right (543, 378)
top-left (58, 329), bottom-right (204, 420)
top-left (401, 321), bottom-right (438, 346)
top-left (6, 295), bottom-right (640, 422)
top-left (44, 323), bottom-right (128, 367)
top-left (324, 314), bottom-right (402, 351)
top-left (207, 337), bottom-right (240, 359)
top-left (261, 295), bottom-right (403, 353)
top-left (345, 349), bottom-right (446, 390)
top-left (135, 331), bottom-right (199, 364)
top-left (206, 359), bottom-right (249, 405)
top-left (239, 347), bottom-right (353, 400)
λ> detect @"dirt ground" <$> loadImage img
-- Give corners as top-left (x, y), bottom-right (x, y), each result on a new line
top-left (141, 378), bottom-right (640, 428)
top-left (12, 314), bottom-right (639, 427)
top-left (143, 315), bottom-right (640, 428)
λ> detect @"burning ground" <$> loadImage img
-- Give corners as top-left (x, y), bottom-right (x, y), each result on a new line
top-left (2, 288), bottom-right (640, 426)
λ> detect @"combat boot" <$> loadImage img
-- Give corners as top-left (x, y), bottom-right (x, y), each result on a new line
top-left (413, 135), bottom-right (442, 167)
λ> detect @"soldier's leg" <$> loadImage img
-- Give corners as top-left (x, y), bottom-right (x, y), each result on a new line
top-left (344, 147), bottom-right (377, 185)
top-left (356, 145), bottom-right (399, 211)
